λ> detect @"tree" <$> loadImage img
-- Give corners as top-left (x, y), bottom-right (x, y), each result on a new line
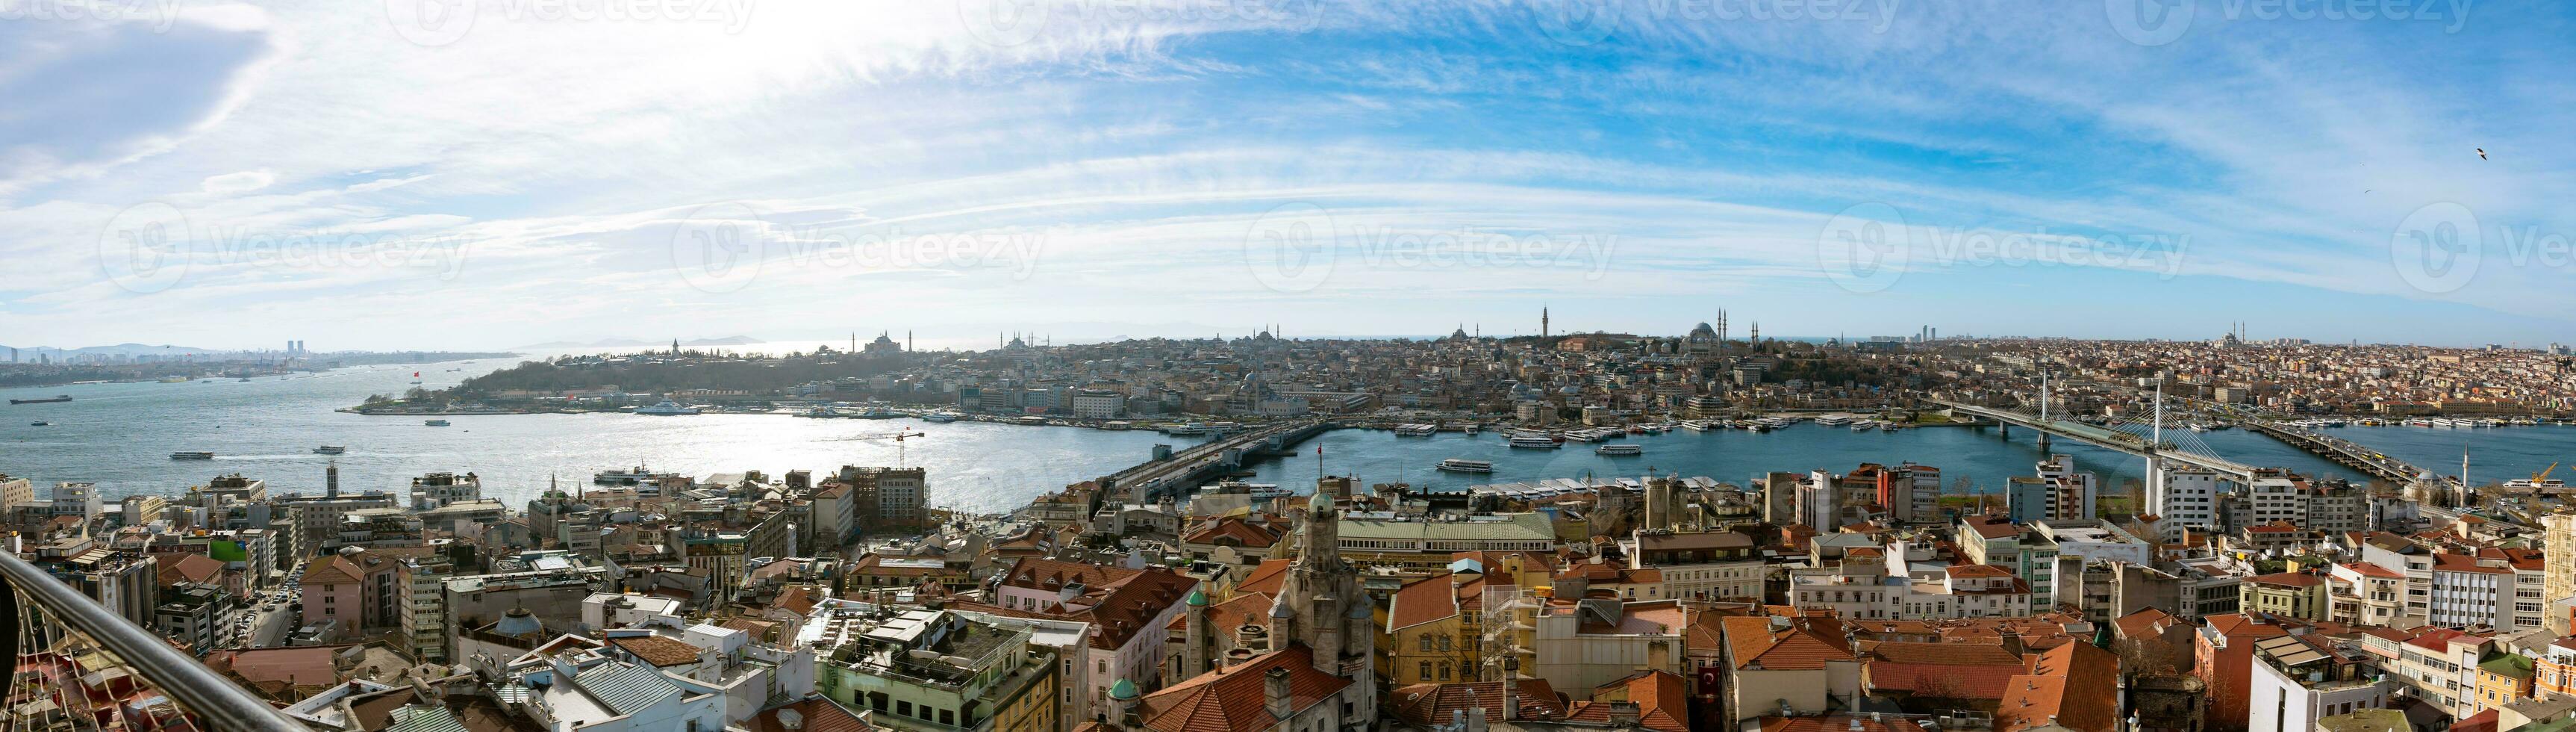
top-left (2114, 635), bottom-right (2180, 677)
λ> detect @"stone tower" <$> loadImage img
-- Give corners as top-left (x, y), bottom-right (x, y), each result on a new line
top-left (1270, 480), bottom-right (1373, 681)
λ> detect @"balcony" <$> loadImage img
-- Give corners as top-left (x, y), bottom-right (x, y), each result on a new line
top-left (4, 550), bottom-right (306, 731)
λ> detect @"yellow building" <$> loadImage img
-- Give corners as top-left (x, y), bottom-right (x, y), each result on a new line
top-left (2239, 572), bottom-right (2329, 621)
top-left (1381, 572), bottom-right (1490, 685)
top-left (2477, 654), bottom-right (2536, 714)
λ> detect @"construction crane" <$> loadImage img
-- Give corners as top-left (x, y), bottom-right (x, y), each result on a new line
top-left (828, 430), bottom-right (927, 466)
top-left (2506, 462), bottom-right (2560, 491)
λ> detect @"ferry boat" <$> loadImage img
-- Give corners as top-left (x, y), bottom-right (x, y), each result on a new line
top-left (424, 419), bottom-right (451, 427)
top-left (2504, 478), bottom-right (2565, 491)
top-left (920, 413), bottom-right (960, 423)
top-left (1507, 435), bottom-right (1562, 450)
top-left (169, 451), bottom-right (215, 460)
top-left (314, 445), bottom-right (346, 455)
top-left (1813, 414), bottom-right (1853, 427)
top-left (9, 394), bottom-right (71, 405)
top-left (1198, 480), bottom-right (1295, 500)
top-left (1596, 444), bottom-right (1643, 456)
top-left (1394, 424), bottom-right (1438, 437)
top-left (634, 400), bottom-right (702, 416)
top-left (1435, 459), bottom-right (1495, 474)
top-left (1680, 420), bottom-right (1713, 432)
top-left (595, 465), bottom-right (667, 486)
top-left (1851, 421), bottom-right (1874, 432)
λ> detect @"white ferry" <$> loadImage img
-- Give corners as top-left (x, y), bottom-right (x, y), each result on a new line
top-left (1507, 435), bottom-right (1562, 450)
top-left (920, 412), bottom-right (961, 423)
top-left (1595, 444), bottom-right (1643, 456)
top-left (1435, 459), bottom-right (1495, 474)
top-left (634, 400), bottom-right (702, 416)
top-left (594, 465), bottom-right (667, 486)
top-left (1394, 424), bottom-right (1438, 437)
top-left (1813, 414), bottom-right (1853, 427)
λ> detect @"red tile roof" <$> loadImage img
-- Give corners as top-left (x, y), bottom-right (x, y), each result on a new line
top-left (1562, 671), bottom-right (1689, 732)
top-left (1388, 679), bottom-right (1565, 727)
top-left (1723, 616), bottom-right (1855, 671)
top-left (1865, 642), bottom-right (2029, 699)
top-left (1135, 645), bottom-right (1352, 732)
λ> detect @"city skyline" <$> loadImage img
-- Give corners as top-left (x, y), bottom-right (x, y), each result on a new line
top-left (5, 3), bottom-right (2572, 348)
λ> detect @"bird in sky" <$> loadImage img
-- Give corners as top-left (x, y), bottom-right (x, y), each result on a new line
top-left (2477, 148), bottom-right (2489, 160)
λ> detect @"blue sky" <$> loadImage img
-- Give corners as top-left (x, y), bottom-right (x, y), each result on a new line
top-left (3, 0), bottom-right (2572, 350)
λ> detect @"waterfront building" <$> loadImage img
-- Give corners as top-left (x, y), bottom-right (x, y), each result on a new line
top-left (1332, 512), bottom-right (1553, 570)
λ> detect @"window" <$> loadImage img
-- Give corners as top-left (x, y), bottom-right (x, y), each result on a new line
top-left (1419, 661), bottom-right (1432, 680)
top-left (898, 702), bottom-right (911, 716)
top-left (1419, 635), bottom-right (1433, 652)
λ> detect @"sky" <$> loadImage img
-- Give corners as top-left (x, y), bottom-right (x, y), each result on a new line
top-left (3, 0), bottom-right (2572, 351)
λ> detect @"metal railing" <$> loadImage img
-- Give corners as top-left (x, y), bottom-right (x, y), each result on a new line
top-left (1, 548), bottom-right (309, 731)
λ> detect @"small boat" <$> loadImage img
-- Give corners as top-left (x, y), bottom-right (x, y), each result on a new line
top-left (424, 419), bottom-right (451, 427)
top-left (1435, 459), bottom-right (1495, 474)
top-left (29, 421), bottom-right (50, 427)
top-left (1596, 444), bottom-right (1643, 456)
top-left (170, 451), bottom-right (215, 460)
top-left (9, 394), bottom-right (72, 405)
top-left (313, 446), bottom-right (346, 455)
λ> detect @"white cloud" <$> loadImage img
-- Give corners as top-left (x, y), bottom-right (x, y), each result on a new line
top-left (199, 169), bottom-right (275, 193)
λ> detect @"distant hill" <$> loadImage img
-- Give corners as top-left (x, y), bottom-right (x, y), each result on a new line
top-left (511, 336), bottom-right (764, 350)
top-left (0, 343), bottom-right (230, 359)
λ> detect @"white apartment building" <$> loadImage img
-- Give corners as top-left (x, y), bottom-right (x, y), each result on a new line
top-left (2148, 466), bottom-right (2226, 542)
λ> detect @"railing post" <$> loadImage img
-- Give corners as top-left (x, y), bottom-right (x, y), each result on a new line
top-left (1, 549), bottom-right (311, 730)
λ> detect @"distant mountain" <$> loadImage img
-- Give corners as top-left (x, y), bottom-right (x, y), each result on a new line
top-left (0, 343), bottom-right (230, 359)
top-left (509, 336), bottom-right (764, 350)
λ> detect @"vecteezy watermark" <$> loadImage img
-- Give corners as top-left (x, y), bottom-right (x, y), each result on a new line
top-left (0, 0), bottom-right (180, 32)
top-left (384, 0), bottom-right (756, 47)
top-left (1530, 0), bottom-right (1903, 47)
top-left (2104, 0), bottom-right (2471, 47)
top-left (1818, 202), bottom-right (1909, 294)
top-left (2386, 202), bottom-right (2573, 296)
top-left (667, 202), bottom-right (1050, 294)
top-left (1815, 202), bottom-right (2191, 294)
top-left (1240, 202), bottom-right (1619, 294)
top-left (1244, 202), bottom-right (1338, 293)
top-left (99, 202), bottom-right (194, 294)
top-left (957, 0), bottom-right (1323, 48)
top-left (96, 202), bottom-right (473, 294)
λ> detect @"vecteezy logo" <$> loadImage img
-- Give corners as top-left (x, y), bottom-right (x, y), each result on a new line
top-left (386, 0), bottom-right (478, 47)
top-left (1532, 0), bottom-right (1621, 46)
top-left (670, 202), bottom-right (769, 294)
top-left (98, 202), bottom-right (193, 294)
top-left (1244, 202), bottom-right (1338, 293)
top-left (2391, 202), bottom-right (2481, 294)
top-left (958, 0), bottom-right (1050, 48)
top-left (2104, 0), bottom-right (2195, 46)
top-left (1817, 202), bottom-right (1909, 294)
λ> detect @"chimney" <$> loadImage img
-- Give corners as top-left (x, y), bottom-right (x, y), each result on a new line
top-left (1467, 705), bottom-right (1488, 732)
top-left (1606, 701), bottom-right (1640, 727)
top-left (1263, 666), bottom-right (1293, 720)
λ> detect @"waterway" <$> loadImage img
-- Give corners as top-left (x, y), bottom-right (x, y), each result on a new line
top-left (11, 359), bottom-right (2576, 511)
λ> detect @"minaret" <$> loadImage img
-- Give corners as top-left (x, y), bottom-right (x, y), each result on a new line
top-left (1182, 588), bottom-right (1211, 676)
top-left (1541, 306), bottom-right (1550, 338)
